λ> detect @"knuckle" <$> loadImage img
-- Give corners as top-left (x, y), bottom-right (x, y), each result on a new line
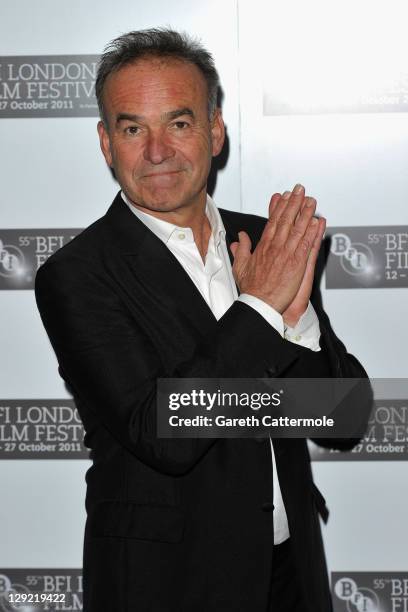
top-left (305, 197), bottom-right (316, 207)
top-left (289, 226), bottom-right (303, 240)
top-left (277, 217), bottom-right (292, 233)
top-left (287, 254), bottom-right (299, 270)
top-left (279, 214), bottom-right (291, 226)
top-left (299, 237), bottom-right (310, 251)
top-left (270, 247), bottom-right (283, 263)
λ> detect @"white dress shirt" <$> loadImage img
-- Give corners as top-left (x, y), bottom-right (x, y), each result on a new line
top-left (122, 191), bottom-right (321, 544)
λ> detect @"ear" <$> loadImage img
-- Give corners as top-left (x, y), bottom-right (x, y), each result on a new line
top-left (97, 120), bottom-right (113, 167)
top-left (210, 109), bottom-right (225, 157)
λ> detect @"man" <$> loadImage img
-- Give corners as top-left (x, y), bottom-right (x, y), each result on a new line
top-left (35, 29), bottom-right (369, 612)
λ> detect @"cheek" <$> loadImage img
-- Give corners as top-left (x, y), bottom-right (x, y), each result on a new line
top-left (183, 137), bottom-right (212, 169)
top-left (112, 145), bottom-right (141, 172)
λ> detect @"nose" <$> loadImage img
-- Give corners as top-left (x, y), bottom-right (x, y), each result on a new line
top-left (143, 129), bottom-right (175, 165)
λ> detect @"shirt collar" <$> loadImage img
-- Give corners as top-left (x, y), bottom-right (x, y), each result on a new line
top-left (205, 195), bottom-right (226, 247)
top-left (121, 191), bottom-right (226, 247)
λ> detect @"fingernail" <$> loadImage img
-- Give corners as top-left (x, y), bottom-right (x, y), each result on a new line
top-left (311, 217), bottom-right (318, 225)
top-left (281, 191), bottom-right (291, 199)
top-left (306, 198), bottom-right (315, 207)
top-left (293, 183), bottom-right (303, 193)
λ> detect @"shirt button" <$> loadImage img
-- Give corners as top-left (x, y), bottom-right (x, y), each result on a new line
top-left (261, 502), bottom-right (274, 512)
top-left (294, 335), bottom-right (302, 342)
top-left (178, 233), bottom-right (185, 240)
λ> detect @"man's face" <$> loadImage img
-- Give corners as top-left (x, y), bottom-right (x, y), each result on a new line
top-left (97, 57), bottom-right (225, 214)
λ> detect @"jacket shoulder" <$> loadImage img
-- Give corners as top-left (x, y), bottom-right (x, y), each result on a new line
top-left (37, 212), bottom-right (112, 274)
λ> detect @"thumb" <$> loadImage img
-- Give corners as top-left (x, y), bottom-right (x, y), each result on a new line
top-left (229, 241), bottom-right (239, 257)
top-left (230, 231), bottom-right (252, 280)
top-left (230, 231), bottom-right (252, 260)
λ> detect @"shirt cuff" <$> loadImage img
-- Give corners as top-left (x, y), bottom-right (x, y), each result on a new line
top-left (284, 302), bottom-right (321, 352)
top-left (238, 294), bottom-right (284, 337)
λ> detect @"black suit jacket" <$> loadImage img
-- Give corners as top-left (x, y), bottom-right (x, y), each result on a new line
top-left (35, 192), bottom-right (370, 612)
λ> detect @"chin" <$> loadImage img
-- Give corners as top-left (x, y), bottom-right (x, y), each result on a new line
top-left (138, 188), bottom-right (191, 211)
top-left (128, 198), bottom-right (179, 214)
top-left (141, 197), bottom-right (180, 212)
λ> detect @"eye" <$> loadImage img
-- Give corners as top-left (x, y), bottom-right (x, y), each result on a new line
top-left (124, 125), bottom-right (140, 135)
top-left (172, 121), bottom-right (190, 129)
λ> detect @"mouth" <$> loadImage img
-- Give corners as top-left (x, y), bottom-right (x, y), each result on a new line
top-left (142, 170), bottom-right (182, 178)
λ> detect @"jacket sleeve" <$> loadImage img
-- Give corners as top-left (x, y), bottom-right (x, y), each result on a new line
top-left (35, 255), bottom-right (302, 476)
top-left (309, 292), bottom-right (373, 451)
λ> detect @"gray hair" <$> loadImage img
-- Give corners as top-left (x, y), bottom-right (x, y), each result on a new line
top-left (95, 28), bottom-right (220, 123)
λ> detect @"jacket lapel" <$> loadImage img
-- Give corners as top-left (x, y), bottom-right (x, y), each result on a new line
top-left (104, 193), bottom-right (218, 337)
top-left (222, 214), bottom-right (240, 295)
top-left (104, 193), bottom-right (246, 336)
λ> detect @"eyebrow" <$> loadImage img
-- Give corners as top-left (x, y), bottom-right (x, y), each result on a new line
top-left (165, 108), bottom-right (195, 121)
top-left (115, 107), bottom-right (195, 125)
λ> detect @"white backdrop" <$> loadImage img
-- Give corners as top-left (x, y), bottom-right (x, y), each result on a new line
top-left (1, 0), bottom-right (407, 608)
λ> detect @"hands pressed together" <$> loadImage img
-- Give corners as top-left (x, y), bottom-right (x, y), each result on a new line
top-left (230, 184), bottom-right (326, 328)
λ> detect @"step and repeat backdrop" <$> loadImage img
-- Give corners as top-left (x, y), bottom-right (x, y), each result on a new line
top-left (1, 0), bottom-right (407, 610)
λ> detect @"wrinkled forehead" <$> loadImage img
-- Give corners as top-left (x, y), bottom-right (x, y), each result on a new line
top-left (102, 56), bottom-right (208, 112)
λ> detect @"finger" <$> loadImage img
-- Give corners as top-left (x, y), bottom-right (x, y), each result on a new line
top-left (306, 217), bottom-right (326, 269)
top-left (231, 231), bottom-right (252, 271)
top-left (268, 193), bottom-right (283, 219)
top-left (294, 216), bottom-right (319, 261)
top-left (296, 218), bottom-right (325, 296)
top-left (313, 217), bottom-right (326, 250)
top-left (285, 197), bottom-right (317, 253)
top-left (268, 191), bottom-right (292, 219)
top-left (295, 194), bottom-right (315, 222)
top-left (270, 183), bottom-right (306, 243)
top-left (272, 190), bottom-right (292, 224)
top-left (261, 190), bottom-right (292, 241)
top-left (230, 241), bottom-right (238, 257)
